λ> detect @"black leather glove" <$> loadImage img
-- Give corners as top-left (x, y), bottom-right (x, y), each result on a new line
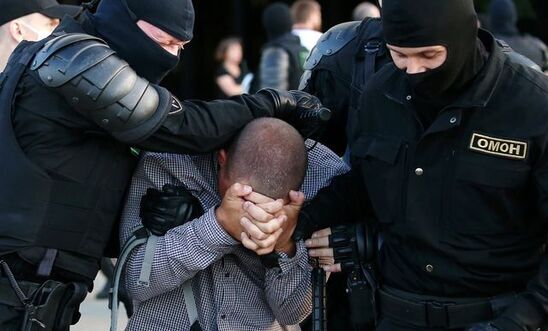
top-left (139, 184), bottom-right (203, 236)
top-left (259, 88), bottom-right (332, 139)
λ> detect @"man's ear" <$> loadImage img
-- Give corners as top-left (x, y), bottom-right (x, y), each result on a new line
top-left (8, 20), bottom-right (24, 43)
top-left (218, 149), bottom-right (228, 168)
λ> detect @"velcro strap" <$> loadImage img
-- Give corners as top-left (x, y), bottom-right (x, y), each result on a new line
top-left (36, 248), bottom-right (58, 277)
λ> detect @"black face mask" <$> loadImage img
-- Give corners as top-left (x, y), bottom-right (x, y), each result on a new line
top-left (383, 0), bottom-right (484, 102)
top-left (88, 0), bottom-right (179, 83)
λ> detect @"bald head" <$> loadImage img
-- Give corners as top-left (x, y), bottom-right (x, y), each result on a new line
top-left (353, 2), bottom-right (381, 21)
top-left (222, 118), bottom-right (307, 200)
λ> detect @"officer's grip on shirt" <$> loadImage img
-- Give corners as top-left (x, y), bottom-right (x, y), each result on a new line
top-left (140, 184), bottom-right (204, 236)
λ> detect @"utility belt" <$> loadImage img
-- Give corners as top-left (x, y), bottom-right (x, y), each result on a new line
top-left (378, 286), bottom-right (518, 329)
top-left (0, 260), bottom-right (87, 331)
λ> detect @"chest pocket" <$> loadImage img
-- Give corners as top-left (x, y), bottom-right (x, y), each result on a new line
top-left (448, 155), bottom-right (531, 236)
top-left (351, 135), bottom-right (405, 224)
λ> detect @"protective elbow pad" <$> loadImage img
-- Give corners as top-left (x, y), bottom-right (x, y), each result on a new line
top-left (31, 33), bottom-right (181, 143)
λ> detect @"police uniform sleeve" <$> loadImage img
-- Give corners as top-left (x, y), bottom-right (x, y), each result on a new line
top-left (30, 33), bottom-right (280, 153)
top-left (294, 165), bottom-right (373, 241)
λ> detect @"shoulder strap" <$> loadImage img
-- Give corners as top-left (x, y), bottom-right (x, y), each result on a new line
top-left (110, 227), bottom-right (199, 330)
top-left (496, 39), bottom-right (543, 72)
top-left (351, 18), bottom-right (385, 95)
top-left (0, 38), bottom-right (49, 93)
top-left (346, 18), bottom-right (386, 158)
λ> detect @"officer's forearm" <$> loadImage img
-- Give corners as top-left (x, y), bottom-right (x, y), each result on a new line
top-left (137, 93), bottom-right (275, 154)
top-left (295, 168), bottom-right (370, 240)
top-left (494, 257), bottom-right (548, 330)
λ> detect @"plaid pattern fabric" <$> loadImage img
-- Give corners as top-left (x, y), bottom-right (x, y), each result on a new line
top-left (120, 140), bottom-right (349, 331)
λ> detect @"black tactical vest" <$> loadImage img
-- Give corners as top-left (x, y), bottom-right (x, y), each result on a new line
top-left (0, 36), bottom-right (136, 272)
top-left (265, 33), bottom-right (308, 91)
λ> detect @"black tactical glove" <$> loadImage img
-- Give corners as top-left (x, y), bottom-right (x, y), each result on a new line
top-left (330, 224), bottom-right (374, 272)
top-left (292, 209), bottom-right (319, 242)
top-left (139, 184), bottom-right (203, 236)
top-left (258, 88), bottom-right (332, 139)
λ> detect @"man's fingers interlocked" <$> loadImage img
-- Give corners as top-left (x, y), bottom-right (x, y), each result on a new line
top-left (241, 228), bottom-right (283, 255)
top-left (243, 201), bottom-right (278, 223)
top-left (241, 217), bottom-right (277, 240)
top-left (255, 199), bottom-right (285, 214)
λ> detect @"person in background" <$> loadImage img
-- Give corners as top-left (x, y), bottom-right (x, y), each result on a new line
top-left (0, 0), bottom-right (80, 72)
top-left (259, 2), bottom-right (308, 91)
top-left (489, 0), bottom-right (547, 72)
top-left (352, 1), bottom-right (381, 21)
top-left (214, 37), bottom-right (251, 98)
top-left (291, 0), bottom-right (323, 53)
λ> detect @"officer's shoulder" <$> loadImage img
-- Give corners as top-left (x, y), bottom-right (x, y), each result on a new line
top-left (523, 34), bottom-right (547, 49)
top-left (303, 21), bottom-right (361, 71)
top-left (30, 33), bottom-right (116, 88)
top-left (503, 53), bottom-right (548, 95)
top-left (497, 39), bottom-right (543, 72)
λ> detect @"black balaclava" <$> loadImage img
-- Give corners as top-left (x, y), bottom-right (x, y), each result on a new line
top-left (88, 0), bottom-right (194, 83)
top-left (262, 2), bottom-right (293, 40)
top-left (382, 0), bottom-right (484, 104)
top-left (489, 0), bottom-right (519, 36)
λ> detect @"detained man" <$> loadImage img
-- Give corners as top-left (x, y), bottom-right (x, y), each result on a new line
top-left (120, 118), bottom-right (349, 330)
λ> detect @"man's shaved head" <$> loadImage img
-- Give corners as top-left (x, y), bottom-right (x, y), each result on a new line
top-left (223, 118), bottom-right (307, 200)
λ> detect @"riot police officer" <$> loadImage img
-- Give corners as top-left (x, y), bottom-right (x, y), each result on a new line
top-left (0, 0), bottom-right (328, 329)
top-left (298, 0), bottom-right (548, 330)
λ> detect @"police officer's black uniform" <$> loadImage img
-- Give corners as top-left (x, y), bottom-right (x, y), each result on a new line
top-left (296, 0), bottom-right (548, 330)
top-left (0, 0), bottom-right (328, 329)
top-left (300, 19), bottom-right (391, 157)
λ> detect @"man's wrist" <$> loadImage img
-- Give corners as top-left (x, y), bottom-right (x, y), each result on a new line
top-left (275, 240), bottom-right (296, 257)
top-left (214, 206), bottom-right (238, 241)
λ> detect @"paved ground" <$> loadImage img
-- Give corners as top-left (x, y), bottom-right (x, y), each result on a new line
top-left (73, 273), bottom-right (128, 331)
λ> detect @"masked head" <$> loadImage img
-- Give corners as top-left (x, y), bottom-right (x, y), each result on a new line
top-left (382, 0), bottom-right (480, 99)
top-left (90, 0), bottom-right (194, 83)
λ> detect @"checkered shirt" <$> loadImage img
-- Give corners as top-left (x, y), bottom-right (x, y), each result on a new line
top-left (120, 140), bottom-right (349, 331)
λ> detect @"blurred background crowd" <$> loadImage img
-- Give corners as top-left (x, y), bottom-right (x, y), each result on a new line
top-left (54, 0), bottom-right (547, 101)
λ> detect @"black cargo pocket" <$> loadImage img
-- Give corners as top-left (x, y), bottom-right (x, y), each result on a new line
top-left (351, 135), bottom-right (405, 224)
top-left (448, 158), bottom-right (530, 235)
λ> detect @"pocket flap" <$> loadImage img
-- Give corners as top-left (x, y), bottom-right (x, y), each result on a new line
top-left (351, 135), bottom-right (402, 165)
top-left (456, 160), bottom-right (529, 188)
